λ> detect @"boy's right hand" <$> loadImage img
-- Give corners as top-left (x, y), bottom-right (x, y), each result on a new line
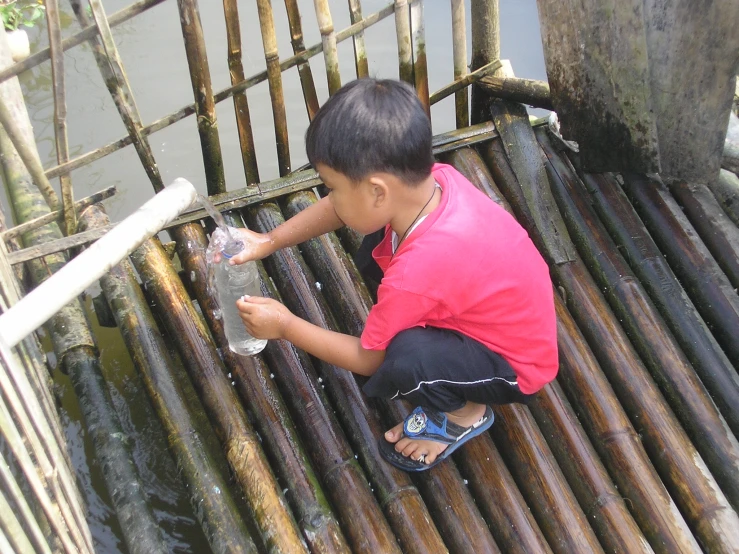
top-left (215, 228), bottom-right (275, 264)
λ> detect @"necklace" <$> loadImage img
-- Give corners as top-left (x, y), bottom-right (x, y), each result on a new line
top-left (391, 183), bottom-right (440, 259)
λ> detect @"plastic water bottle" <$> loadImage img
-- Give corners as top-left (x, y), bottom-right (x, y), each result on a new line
top-left (215, 240), bottom-right (267, 356)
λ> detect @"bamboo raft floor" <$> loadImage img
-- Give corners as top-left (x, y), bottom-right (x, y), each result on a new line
top-left (87, 116), bottom-right (739, 554)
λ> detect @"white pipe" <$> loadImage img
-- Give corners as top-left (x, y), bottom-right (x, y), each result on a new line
top-left (0, 178), bottom-right (197, 348)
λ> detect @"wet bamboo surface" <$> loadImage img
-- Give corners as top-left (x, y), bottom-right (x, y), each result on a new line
top-left (535, 129), bottom-right (739, 509)
top-left (129, 237), bottom-right (308, 554)
top-left (52, 119), bottom-right (737, 552)
top-left (481, 102), bottom-right (739, 552)
top-left (78, 205), bottom-right (258, 554)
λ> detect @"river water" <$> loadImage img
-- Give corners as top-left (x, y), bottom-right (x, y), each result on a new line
top-left (14, 1), bottom-right (545, 551)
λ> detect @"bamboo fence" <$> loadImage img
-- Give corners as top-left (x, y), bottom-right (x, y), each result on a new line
top-left (1, 1), bottom-right (739, 553)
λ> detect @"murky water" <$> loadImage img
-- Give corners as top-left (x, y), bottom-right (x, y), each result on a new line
top-left (13, 1), bottom-right (545, 551)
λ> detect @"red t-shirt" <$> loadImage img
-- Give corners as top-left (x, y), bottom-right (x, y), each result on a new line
top-left (360, 163), bottom-right (558, 394)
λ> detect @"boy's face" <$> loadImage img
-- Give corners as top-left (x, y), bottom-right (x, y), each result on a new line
top-left (317, 164), bottom-right (389, 234)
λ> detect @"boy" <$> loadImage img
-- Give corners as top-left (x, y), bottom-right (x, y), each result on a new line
top-left (233, 78), bottom-right (558, 472)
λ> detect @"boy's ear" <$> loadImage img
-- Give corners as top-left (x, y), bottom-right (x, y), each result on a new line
top-left (367, 175), bottom-right (389, 207)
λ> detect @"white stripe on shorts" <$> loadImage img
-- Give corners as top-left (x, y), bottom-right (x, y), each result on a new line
top-left (390, 376), bottom-right (519, 400)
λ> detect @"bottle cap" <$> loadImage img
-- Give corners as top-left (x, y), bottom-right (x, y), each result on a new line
top-left (221, 240), bottom-right (245, 259)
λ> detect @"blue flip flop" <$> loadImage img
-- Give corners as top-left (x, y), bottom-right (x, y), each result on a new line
top-left (378, 405), bottom-right (495, 472)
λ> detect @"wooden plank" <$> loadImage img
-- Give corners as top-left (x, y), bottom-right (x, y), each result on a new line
top-left (536, 0), bottom-right (659, 172)
top-left (644, 0), bottom-right (739, 183)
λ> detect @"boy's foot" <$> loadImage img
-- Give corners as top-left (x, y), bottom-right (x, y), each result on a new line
top-left (379, 403), bottom-right (494, 472)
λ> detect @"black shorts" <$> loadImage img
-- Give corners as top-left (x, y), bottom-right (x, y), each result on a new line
top-left (362, 326), bottom-right (532, 413)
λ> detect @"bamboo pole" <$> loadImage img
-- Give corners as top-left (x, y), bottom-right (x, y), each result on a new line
top-left (314, 0), bottom-right (342, 95)
top-left (567, 163), bottom-right (739, 443)
top-left (129, 237), bottom-right (308, 554)
top-left (619, 173), bottom-right (739, 367)
top-left (170, 217), bottom-right (351, 553)
top-left (69, 0), bottom-right (165, 192)
top-left (347, 0), bottom-right (370, 78)
top-left (0, 486), bottom-right (39, 554)
top-left (709, 169), bottom-right (739, 227)
top-left (0, 0), bottom-right (167, 85)
top-left (1, 61), bottom-right (165, 554)
top-left (223, 0), bottom-right (260, 185)
top-left (284, 0), bottom-right (320, 119)
top-left (537, 129), bottom-right (739, 506)
top-left (256, 308), bottom-right (401, 554)
top-left (41, 3), bottom-right (396, 181)
top-left (477, 75), bottom-right (553, 110)
top-left (0, 377), bottom-right (81, 553)
top-left (256, 0), bottom-right (291, 176)
top-left (77, 204), bottom-right (258, 554)
top-left (528, 382), bottom-right (654, 554)
top-left (480, 104), bottom-right (739, 552)
top-left (0, 72), bottom-right (59, 210)
top-left (245, 202), bottom-right (404, 554)
top-left (2, 185), bottom-right (115, 241)
top-left (281, 192), bottom-right (481, 554)
top-left (0, 450), bottom-right (51, 554)
top-left (480, 139), bottom-right (702, 554)
top-left (443, 146), bottom-right (652, 552)
top-left (451, 0), bottom-right (469, 128)
top-left (470, 0), bottom-right (501, 123)
top-left (177, 0), bottom-right (226, 195)
top-left (454, 433), bottom-right (553, 554)
top-left (410, 0), bottom-right (429, 114)
top-left (45, 0), bottom-right (75, 235)
top-left (394, 0), bottom-right (413, 84)
top-left (429, 60), bottom-right (503, 107)
top-left (668, 180), bottom-right (739, 290)
top-left (491, 405), bottom-right (605, 554)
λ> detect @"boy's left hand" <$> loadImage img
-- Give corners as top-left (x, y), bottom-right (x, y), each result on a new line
top-left (236, 296), bottom-right (294, 340)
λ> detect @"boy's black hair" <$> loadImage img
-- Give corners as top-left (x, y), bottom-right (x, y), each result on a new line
top-left (305, 78), bottom-right (434, 186)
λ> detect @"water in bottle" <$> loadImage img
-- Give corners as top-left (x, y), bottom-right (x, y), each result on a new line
top-left (215, 240), bottom-right (267, 356)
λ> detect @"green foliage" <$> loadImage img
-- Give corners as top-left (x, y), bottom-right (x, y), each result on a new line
top-left (1, 0), bottom-right (45, 32)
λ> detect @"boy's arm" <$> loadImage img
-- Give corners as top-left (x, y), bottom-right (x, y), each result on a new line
top-left (271, 195), bottom-right (345, 249)
top-left (230, 195), bottom-right (344, 264)
top-left (237, 296), bottom-right (385, 376)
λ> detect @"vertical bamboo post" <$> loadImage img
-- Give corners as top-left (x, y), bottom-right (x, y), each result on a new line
top-left (470, 0), bottom-right (501, 123)
top-left (177, 0), bottom-right (226, 194)
top-left (284, 0), bottom-right (321, 119)
top-left (256, 0), bottom-right (291, 175)
top-left (394, 0), bottom-right (413, 84)
top-left (0, 28), bottom-right (59, 211)
top-left (451, 0), bottom-right (469, 128)
top-left (70, 0), bottom-right (165, 192)
top-left (347, 0), bottom-right (370, 78)
top-left (314, 0), bottom-right (342, 95)
top-left (45, 0), bottom-right (74, 235)
top-left (410, 0), bottom-right (429, 115)
top-left (223, 0), bottom-right (260, 184)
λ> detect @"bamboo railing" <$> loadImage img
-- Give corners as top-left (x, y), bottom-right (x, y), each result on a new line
top-left (2, 0), bottom-right (739, 552)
